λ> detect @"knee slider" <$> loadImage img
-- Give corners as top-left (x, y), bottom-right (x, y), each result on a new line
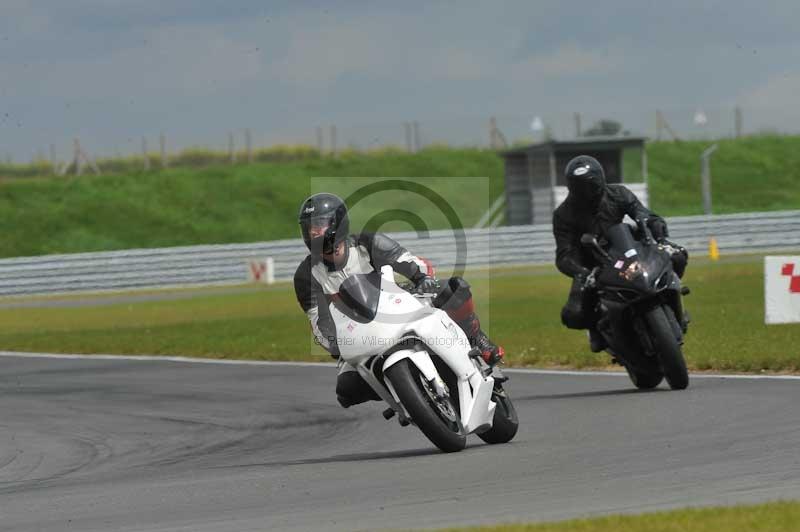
top-left (336, 372), bottom-right (364, 399)
top-left (336, 372), bottom-right (379, 406)
top-left (561, 305), bottom-right (586, 329)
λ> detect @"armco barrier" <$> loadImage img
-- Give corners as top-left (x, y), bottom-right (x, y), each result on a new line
top-left (1, 211), bottom-right (799, 297)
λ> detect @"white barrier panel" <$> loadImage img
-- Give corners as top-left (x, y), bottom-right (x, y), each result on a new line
top-left (1, 210), bottom-right (799, 297)
top-left (765, 256), bottom-right (800, 324)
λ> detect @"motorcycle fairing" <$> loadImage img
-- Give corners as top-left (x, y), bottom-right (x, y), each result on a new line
top-left (331, 266), bottom-right (495, 433)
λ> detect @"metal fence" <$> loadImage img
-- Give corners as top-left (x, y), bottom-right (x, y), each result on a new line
top-left (1, 211), bottom-right (799, 297)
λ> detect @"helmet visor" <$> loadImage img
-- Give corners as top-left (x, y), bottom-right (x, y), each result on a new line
top-left (301, 213), bottom-right (339, 255)
top-left (567, 175), bottom-right (605, 207)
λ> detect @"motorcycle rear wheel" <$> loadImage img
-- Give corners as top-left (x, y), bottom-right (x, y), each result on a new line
top-left (385, 359), bottom-right (466, 452)
top-left (644, 306), bottom-right (689, 390)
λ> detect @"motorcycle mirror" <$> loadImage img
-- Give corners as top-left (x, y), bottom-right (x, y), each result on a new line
top-left (580, 233), bottom-right (613, 263)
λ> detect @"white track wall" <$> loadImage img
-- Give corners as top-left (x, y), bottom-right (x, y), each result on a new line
top-left (1, 211), bottom-right (799, 296)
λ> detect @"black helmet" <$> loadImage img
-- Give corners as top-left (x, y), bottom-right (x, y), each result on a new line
top-left (298, 193), bottom-right (350, 258)
top-left (564, 155), bottom-right (606, 210)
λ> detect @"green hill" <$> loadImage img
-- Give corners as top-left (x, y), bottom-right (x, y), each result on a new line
top-left (647, 135), bottom-right (800, 215)
top-left (1, 136), bottom-right (798, 258)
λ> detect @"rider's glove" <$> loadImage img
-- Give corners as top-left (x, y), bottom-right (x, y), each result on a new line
top-left (658, 238), bottom-right (687, 258)
top-left (649, 219), bottom-right (668, 241)
top-left (413, 275), bottom-right (440, 294)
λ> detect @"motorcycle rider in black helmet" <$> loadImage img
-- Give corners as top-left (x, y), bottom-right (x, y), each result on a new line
top-left (553, 155), bottom-right (688, 353)
top-left (293, 193), bottom-right (504, 408)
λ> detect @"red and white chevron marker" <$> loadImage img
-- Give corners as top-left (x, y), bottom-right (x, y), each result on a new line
top-left (247, 257), bottom-right (275, 285)
top-left (765, 256), bottom-right (800, 324)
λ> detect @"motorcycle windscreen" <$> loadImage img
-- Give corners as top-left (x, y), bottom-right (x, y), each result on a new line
top-left (604, 223), bottom-right (639, 258)
top-left (335, 271), bottom-right (382, 323)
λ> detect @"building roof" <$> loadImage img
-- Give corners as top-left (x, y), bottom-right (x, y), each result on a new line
top-left (502, 136), bottom-right (647, 156)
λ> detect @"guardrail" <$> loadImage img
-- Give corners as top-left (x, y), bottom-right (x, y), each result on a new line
top-left (1, 210), bottom-right (799, 297)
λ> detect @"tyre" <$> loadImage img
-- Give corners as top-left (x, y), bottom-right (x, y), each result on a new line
top-left (385, 359), bottom-right (466, 452)
top-left (477, 386), bottom-right (519, 444)
top-left (624, 364), bottom-right (663, 389)
top-left (644, 306), bottom-right (689, 390)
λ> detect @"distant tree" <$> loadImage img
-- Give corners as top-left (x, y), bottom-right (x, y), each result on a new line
top-left (583, 119), bottom-right (623, 137)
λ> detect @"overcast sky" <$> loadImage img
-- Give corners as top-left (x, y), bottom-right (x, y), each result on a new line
top-left (2, 1), bottom-right (799, 160)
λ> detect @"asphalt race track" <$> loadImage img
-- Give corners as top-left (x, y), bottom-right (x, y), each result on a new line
top-left (1, 353), bottom-right (799, 532)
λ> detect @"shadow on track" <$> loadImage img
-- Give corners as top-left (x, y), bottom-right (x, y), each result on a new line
top-left (212, 446), bottom-right (455, 470)
top-left (514, 387), bottom-right (668, 402)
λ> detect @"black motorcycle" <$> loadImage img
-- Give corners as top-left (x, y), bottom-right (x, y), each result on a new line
top-left (581, 219), bottom-right (690, 390)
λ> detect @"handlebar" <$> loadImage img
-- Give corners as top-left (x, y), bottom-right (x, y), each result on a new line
top-left (398, 281), bottom-right (439, 298)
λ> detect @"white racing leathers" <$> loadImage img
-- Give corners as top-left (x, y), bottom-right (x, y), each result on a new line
top-left (293, 232), bottom-right (432, 357)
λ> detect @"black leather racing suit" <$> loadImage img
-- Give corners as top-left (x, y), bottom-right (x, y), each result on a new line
top-left (553, 184), bottom-right (686, 330)
top-left (293, 232), bottom-right (484, 407)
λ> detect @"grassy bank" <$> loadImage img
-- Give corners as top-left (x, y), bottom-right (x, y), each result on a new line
top-left (646, 135), bottom-right (800, 215)
top-left (1, 257), bottom-right (798, 372)
top-left (433, 500), bottom-right (800, 532)
top-left (2, 135), bottom-right (799, 258)
top-left (0, 147), bottom-right (502, 258)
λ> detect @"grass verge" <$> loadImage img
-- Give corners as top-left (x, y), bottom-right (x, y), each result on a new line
top-left (1, 257), bottom-right (798, 372)
top-left (432, 500), bottom-right (800, 532)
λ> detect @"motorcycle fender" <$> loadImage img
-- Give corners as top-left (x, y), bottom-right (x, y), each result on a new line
top-left (410, 309), bottom-right (475, 380)
top-left (383, 348), bottom-right (439, 382)
top-left (458, 371), bottom-right (496, 434)
top-left (356, 364), bottom-right (410, 425)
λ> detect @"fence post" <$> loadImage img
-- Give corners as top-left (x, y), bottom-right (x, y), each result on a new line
top-left (412, 121), bottom-right (420, 152)
top-left (655, 110), bottom-right (662, 141)
top-left (700, 144), bottom-right (718, 215)
top-left (84, 149), bottom-right (100, 175)
top-left (159, 133), bottom-right (167, 169)
top-left (49, 144), bottom-right (56, 173)
top-left (489, 116), bottom-right (508, 150)
top-left (228, 132), bottom-right (236, 164)
top-left (655, 110), bottom-right (680, 142)
top-left (641, 145), bottom-right (649, 188)
top-left (574, 112), bottom-right (582, 137)
top-left (141, 137), bottom-right (150, 171)
top-left (74, 138), bottom-right (84, 175)
top-left (245, 128), bottom-right (253, 163)
top-left (404, 122), bottom-right (412, 152)
top-left (330, 125), bottom-right (337, 156)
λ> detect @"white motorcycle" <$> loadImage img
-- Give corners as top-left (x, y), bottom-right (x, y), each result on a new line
top-left (330, 265), bottom-right (518, 452)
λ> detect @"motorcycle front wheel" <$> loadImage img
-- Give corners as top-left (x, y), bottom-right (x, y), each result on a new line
top-left (624, 364), bottom-right (663, 390)
top-left (477, 385), bottom-right (519, 444)
top-left (644, 305), bottom-right (689, 390)
top-left (385, 359), bottom-right (466, 452)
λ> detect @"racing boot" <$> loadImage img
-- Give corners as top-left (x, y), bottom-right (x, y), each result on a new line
top-left (434, 276), bottom-right (505, 366)
top-left (473, 329), bottom-right (505, 366)
top-left (451, 310), bottom-right (504, 366)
